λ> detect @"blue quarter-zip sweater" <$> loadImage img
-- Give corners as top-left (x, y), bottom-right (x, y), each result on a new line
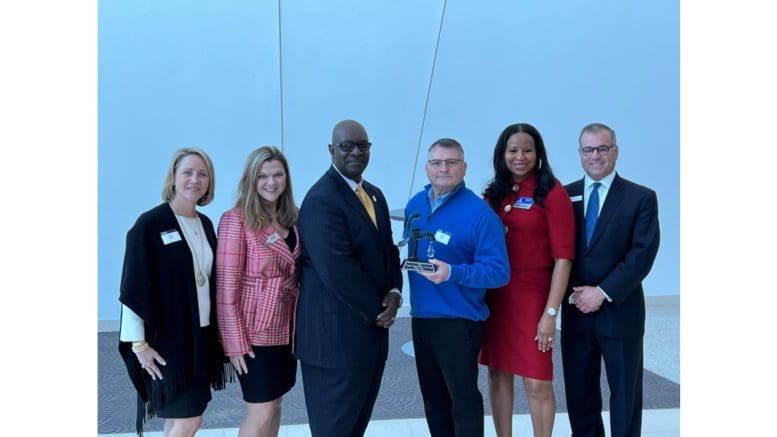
top-left (404, 182), bottom-right (510, 321)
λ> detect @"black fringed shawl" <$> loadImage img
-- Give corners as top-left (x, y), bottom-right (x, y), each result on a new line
top-left (118, 203), bottom-right (233, 435)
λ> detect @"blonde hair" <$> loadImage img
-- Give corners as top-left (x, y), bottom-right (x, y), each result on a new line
top-left (236, 146), bottom-right (297, 230)
top-left (161, 147), bottom-right (216, 206)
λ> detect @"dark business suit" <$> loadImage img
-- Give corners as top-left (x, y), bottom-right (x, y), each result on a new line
top-left (561, 173), bottom-right (660, 437)
top-left (296, 166), bottom-right (402, 436)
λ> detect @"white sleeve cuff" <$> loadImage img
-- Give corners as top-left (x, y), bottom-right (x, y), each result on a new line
top-left (119, 304), bottom-right (145, 342)
top-left (597, 286), bottom-right (613, 302)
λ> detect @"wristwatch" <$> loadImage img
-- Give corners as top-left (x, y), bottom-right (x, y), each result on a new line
top-left (545, 306), bottom-right (558, 316)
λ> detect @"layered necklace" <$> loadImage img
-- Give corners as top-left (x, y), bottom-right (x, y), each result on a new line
top-left (175, 213), bottom-right (208, 287)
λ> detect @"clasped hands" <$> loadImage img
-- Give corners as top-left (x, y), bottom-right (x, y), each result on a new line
top-left (572, 285), bottom-right (605, 314)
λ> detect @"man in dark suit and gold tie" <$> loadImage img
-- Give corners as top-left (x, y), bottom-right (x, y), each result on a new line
top-left (561, 123), bottom-right (660, 437)
top-left (295, 119), bottom-right (403, 436)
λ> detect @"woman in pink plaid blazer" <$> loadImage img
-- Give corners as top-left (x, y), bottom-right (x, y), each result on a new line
top-left (216, 146), bottom-right (301, 436)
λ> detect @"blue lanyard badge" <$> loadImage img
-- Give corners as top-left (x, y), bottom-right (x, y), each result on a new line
top-left (514, 197), bottom-right (534, 209)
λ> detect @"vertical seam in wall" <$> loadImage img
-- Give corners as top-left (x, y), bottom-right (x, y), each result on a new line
top-left (408, 0), bottom-right (448, 201)
top-left (278, 0), bottom-right (285, 150)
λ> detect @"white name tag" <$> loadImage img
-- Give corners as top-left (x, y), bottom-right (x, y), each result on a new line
top-left (434, 229), bottom-right (451, 245)
top-left (514, 197), bottom-right (534, 209)
top-left (160, 229), bottom-right (182, 245)
top-left (570, 195), bottom-right (583, 202)
top-left (265, 232), bottom-right (280, 245)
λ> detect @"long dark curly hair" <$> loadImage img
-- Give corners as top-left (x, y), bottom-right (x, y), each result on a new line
top-left (483, 123), bottom-right (557, 210)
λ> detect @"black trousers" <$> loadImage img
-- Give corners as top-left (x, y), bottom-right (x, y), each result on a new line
top-left (301, 359), bottom-right (385, 437)
top-left (561, 329), bottom-right (644, 437)
top-left (412, 317), bottom-right (485, 437)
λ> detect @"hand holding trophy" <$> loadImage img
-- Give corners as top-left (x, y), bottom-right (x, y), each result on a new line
top-left (397, 212), bottom-right (438, 272)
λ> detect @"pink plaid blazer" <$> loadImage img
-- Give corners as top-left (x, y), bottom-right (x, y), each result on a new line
top-left (215, 207), bottom-right (301, 356)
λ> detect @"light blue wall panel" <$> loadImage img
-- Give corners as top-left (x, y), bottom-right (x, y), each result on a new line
top-left (98, 1), bottom-right (283, 319)
top-left (278, 0), bottom-right (444, 203)
top-left (413, 0), bottom-right (679, 297)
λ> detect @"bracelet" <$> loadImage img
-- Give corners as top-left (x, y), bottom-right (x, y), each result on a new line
top-left (132, 340), bottom-right (149, 353)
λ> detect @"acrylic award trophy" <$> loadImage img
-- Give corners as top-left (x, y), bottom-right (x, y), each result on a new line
top-left (397, 212), bottom-right (438, 272)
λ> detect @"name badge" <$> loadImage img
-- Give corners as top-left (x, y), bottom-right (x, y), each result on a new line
top-left (570, 195), bottom-right (583, 202)
top-left (514, 197), bottom-right (534, 209)
top-left (265, 232), bottom-right (280, 245)
top-left (160, 229), bottom-right (182, 245)
top-left (434, 229), bottom-right (451, 245)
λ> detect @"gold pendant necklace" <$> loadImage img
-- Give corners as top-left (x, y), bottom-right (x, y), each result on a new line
top-left (176, 214), bottom-right (207, 287)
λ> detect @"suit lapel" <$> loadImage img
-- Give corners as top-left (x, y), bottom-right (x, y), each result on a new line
top-left (362, 182), bottom-right (392, 267)
top-left (326, 169), bottom-right (390, 270)
top-left (328, 168), bottom-right (381, 232)
top-left (362, 181), bottom-right (385, 232)
top-left (587, 174), bottom-right (625, 251)
top-left (346, 187), bottom-right (378, 230)
top-left (568, 180), bottom-right (587, 253)
top-left (255, 224), bottom-right (298, 267)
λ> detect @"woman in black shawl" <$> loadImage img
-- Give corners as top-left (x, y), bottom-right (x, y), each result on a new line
top-left (118, 148), bottom-right (230, 436)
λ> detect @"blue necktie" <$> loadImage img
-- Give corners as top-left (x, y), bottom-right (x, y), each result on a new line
top-left (585, 182), bottom-right (601, 246)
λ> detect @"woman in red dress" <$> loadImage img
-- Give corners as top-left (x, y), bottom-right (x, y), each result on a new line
top-left (479, 123), bottom-right (575, 437)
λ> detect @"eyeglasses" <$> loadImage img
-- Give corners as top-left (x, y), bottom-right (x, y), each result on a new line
top-left (427, 159), bottom-right (463, 168)
top-left (579, 145), bottom-right (616, 157)
top-left (334, 142), bottom-right (372, 153)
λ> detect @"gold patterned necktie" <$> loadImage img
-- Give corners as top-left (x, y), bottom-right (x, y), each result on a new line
top-left (355, 186), bottom-right (377, 228)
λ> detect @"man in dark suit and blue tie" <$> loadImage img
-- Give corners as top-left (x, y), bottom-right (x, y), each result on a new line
top-left (561, 123), bottom-right (660, 437)
top-left (295, 119), bottom-right (403, 436)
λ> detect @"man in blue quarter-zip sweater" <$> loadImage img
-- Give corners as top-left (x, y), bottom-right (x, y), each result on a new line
top-left (404, 138), bottom-right (510, 437)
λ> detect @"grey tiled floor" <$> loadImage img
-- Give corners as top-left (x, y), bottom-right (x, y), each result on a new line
top-left (99, 296), bottom-right (680, 435)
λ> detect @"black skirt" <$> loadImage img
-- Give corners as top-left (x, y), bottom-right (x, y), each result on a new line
top-left (154, 325), bottom-right (218, 418)
top-left (237, 344), bottom-right (297, 403)
top-left (155, 377), bottom-right (212, 418)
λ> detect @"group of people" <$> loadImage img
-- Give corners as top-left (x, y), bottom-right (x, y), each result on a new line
top-left (118, 119), bottom-right (660, 437)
